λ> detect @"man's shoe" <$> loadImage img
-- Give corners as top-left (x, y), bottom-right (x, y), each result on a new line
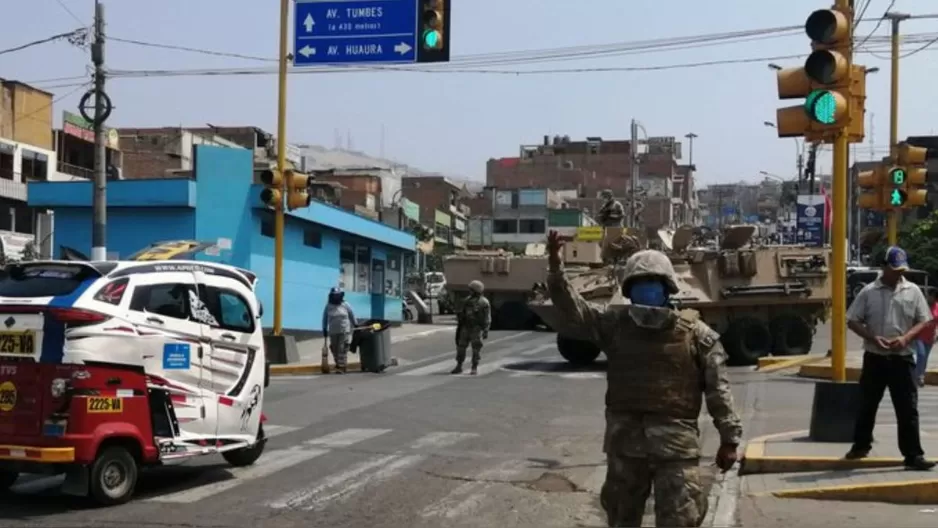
top-left (450, 365), bottom-right (463, 375)
top-left (469, 367), bottom-right (478, 375)
top-left (844, 448), bottom-right (870, 460)
top-left (905, 457), bottom-right (936, 471)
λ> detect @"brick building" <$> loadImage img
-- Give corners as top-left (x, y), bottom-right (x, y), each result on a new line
top-left (401, 175), bottom-right (470, 248)
top-left (117, 126), bottom-right (268, 179)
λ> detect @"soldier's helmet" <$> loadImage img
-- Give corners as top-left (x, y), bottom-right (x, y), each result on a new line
top-left (621, 249), bottom-right (680, 295)
top-left (468, 280), bottom-right (485, 294)
top-left (600, 189), bottom-right (613, 200)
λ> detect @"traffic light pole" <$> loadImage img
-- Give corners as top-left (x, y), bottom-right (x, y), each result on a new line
top-left (273, 0), bottom-right (289, 335)
top-left (831, 131), bottom-right (849, 383)
top-left (885, 12), bottom-right (909, 246)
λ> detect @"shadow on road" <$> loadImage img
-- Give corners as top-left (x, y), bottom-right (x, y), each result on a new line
top-left (502, 359), bottom-right (608, 374)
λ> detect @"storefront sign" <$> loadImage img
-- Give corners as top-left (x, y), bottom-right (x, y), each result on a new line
top-left (401, 198), bottom-right (420, 221)
top-left (62, 111), bottom-right (120, 149)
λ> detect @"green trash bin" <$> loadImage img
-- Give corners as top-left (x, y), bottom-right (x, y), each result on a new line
top-left (357, 320), bottom-right (391, 373)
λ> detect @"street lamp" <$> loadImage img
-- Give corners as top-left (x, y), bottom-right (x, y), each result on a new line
top-left (764, 121), bottom-right (805, 181)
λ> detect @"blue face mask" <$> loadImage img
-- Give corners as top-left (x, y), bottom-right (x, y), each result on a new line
top-left (629, 281), bottom-right (668, 307)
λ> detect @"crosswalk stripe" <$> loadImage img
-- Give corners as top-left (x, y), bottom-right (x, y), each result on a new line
top-left (301, 454), bottom-right (425, 512)
top-left (520, 344), bottom-right (556, 357)
top-left (265, 425), bottom-right (300, 439)
top-left (148, 447), bottom-right (329, 504)
top-left (304, 428), bottom-right (392, 448)
top-left (419, 459), bottom-right (532, 519)
top-left (397, 337), bottom-right (544, 377)
top-left (409, 432), bottom-right (478, 450)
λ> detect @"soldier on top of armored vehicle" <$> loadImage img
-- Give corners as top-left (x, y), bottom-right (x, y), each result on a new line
top-left (596, 190), bottom-right (625, 228)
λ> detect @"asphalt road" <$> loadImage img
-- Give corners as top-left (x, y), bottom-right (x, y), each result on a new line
top-left (0, 328), bottom-right (753, 528)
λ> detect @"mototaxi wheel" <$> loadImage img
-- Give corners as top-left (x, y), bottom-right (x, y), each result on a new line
top-left (0, 469), bottom-right (18, 491)
top-left (89, 446), bottom-right (139, 506)
top-left (223, 424), bottom-right (266, 468)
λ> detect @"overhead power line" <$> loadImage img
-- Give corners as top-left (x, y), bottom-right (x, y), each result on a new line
top-left (0, 28), bottom-right (87, 57)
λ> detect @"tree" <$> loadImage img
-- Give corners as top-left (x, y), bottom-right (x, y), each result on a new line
top-left (871, 210), bottom-right (938, 280)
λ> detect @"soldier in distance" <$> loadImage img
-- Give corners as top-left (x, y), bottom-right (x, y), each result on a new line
top-left (596, 189), bottom-right (625, 228)
top-left (452, 280), bottom-right (491, 376)
top-left (544, 230), bottom-right (742, 527)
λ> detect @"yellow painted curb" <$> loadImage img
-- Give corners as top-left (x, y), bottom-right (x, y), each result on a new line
top-left (740, 429), bottom-right (908, 475)
top-left (762, 479), bottom-right (938, 504)
top-left (270, 361), bottom-right (363, 376)
top-left (756, 355), bottom-right (819, 373)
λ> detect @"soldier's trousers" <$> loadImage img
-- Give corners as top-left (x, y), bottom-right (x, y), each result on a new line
top-left (328, 333), bottom-right (350, 370)
top-left (600, 457), bottom-right (707, 527)
top-left (455, 327), bottom-right (483, 366)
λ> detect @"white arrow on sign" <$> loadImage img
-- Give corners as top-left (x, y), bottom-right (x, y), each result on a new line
top-left (303, 14), bottom-right (315, 33)
top-left (394, 42), bottom-right (412, 55)
top-left (298, 45), bottom-right (316, 58)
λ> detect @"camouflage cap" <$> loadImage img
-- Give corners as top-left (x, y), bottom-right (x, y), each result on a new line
top-left (621, 249), bottom-right (680, 294)
top-left (468, 280), bottom-right (485, 293)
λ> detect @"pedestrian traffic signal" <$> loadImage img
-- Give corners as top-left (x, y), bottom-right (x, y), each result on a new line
top-left (285, 169), bottom-right (312, 210)
top-left (856, 164), bottom-right (887, 210)
top-left (260, 168), bottom-right (283, 209)
top-left (773, 4), bottom-right (866, 143)
top-left (416, 0), bottom-right (450, 63)
top-left (896, 142), bottom-right (928, 208)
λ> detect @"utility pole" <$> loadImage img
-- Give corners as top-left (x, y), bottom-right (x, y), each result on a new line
top-left (885, 11), bottom-right (910, 245)
top-left (684, 132), bottom-right (698, 226)
top-left (91, 0), bottom-right (108, 261)
top-left (629, 119), bottom-right (640, 228)
top-left (273, 0), bottom-right (289, 335)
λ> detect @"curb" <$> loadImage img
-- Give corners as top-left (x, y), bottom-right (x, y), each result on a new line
top-left (270, 361), bottom-right (363, 375)
top-left (759, 479), bottom-right (938, 504)
top-left (755, 355), bottom-right (821, 373)
top-left (796, 363), bottom-right (938, 385)
top-left (740, 430), bottom-right (907, 475)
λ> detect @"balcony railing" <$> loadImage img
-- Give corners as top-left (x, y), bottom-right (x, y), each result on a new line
top-left (57, 161), bottom-right (94, 180)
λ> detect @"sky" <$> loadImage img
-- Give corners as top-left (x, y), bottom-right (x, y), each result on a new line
top-left (3, 0), bottom-right (938, 187)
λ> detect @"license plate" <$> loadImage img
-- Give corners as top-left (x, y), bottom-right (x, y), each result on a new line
top-left (0, 330), bottom-right (35, 356)
top-left (86, 397), bottom-right (123, 413)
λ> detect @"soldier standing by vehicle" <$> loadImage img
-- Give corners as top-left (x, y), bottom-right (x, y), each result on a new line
top-left (596, 189), bottom-right (625, 228)
top-left (544, 230), bottom-right (742, 527)
top-left (451, 280), bottom-right (491, 376)
top-left (321, 287), bottom-right (357, 374)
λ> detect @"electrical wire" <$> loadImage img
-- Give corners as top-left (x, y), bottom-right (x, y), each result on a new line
top-left (51, 0), bottom-right (86, 26)
top-left (854, 0), bottom-right (895, 51)
top-left (0, 29), bottom-right (86, 57)
top-left (8, 83), bottom-right (89, 127)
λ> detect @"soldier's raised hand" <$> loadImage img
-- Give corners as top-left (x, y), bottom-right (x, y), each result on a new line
top-left (546, 230), bottom-right (564, 271)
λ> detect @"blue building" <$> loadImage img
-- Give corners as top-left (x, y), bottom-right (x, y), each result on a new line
top-left (28, 145), bottom-right (416, 331)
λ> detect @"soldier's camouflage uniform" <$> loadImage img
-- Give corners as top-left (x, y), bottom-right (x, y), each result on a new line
top-left (597, 190), bottom-right (625, 228)
top-left (454, 281), bottom-right (491, 373)
top-left (546, 250), bottom-right (742, 527)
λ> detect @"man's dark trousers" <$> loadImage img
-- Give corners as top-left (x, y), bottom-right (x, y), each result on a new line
top-left (853, 352), bottom-right (924, 458)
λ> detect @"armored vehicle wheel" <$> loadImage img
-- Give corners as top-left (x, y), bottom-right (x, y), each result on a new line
top-left (223, 424), bottom-right (266, 467)
top-left (495, 301), bottom-right (535, 330)
top-left (770, 314), bottom-right (814, 356)
top-left (89, 446), bottom-right (139, 506)
top-left (722, 317), bottom-right (772, 366)
top-left (556, 335), bottom-right (602, 366)
top-left (0, 469), bottom-right (18, 491)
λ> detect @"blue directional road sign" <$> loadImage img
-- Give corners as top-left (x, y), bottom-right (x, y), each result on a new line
top-left (294, 0), bottom-right (419, 66)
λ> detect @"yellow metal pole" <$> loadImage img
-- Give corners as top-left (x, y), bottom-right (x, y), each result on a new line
top-left (831, 130), bottom-right (849, 382)
top-left (886, 15), bottom-right (903, 245)
top-left (273, 0), bottom-right (289, 335)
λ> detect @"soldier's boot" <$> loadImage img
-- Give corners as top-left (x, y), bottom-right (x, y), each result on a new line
top-left (450, 363), bottom-right (463, 375)
top-left (470, 361), bottom-right (479, 376)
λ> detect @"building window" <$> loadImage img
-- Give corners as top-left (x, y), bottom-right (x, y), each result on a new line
top-left (21, 150), bottom-right (48, 182)
top-left (260, 218), bottom-right (274, 238)
top-left (303, 228), bottom-right (322, 248)
top-left (339, 242), bottom-right (355, 290)
top-left (493, 219), bottom-right (517, 234)
top-left (355, 245), bottom-right (371, 293)
top-left (519, 219), bottom-right (546, 234)
top-left (386, 253), bottom-right (402, 298)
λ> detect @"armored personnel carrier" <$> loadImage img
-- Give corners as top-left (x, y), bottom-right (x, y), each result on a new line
top-left (528, 225), bottom-right (832, 367)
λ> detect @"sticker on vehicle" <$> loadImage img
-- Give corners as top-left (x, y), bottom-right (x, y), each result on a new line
top-left (163, 343), bottom-right (191, 370)
top-left (86, 397), bottom-right (123, 413)
top-left (0, 381), bottom-right (17, 412)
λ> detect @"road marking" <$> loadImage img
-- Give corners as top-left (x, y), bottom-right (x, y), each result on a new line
top-left (409, 431), bottom-right (478, 450)
top-left (520, 343), bottom-right (555, 357)
top-left (265, 425), bottom-right (301, 439)
top-left (301, 454), bottom-right (424, 511)
top-left (148, 447), bottom-right (328, 504)
top-left (420, 459), bottom-right (532, 519)
top-left (304, 428), bottom-right (392, 448)
top-left (396, 332), bottom-right (535, 375)
top-left (267, 453), bottom-right (400, 509)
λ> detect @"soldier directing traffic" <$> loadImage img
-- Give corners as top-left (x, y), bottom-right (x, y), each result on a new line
top-left (544, 230), bottom-right (742, 527)
top-left (452, 280), bottom-right (491, 376)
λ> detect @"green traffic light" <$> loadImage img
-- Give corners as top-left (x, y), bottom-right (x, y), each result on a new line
top-left (890, 168), bottom-right (906, 185)
top-left (804, 89), bottom-right (838, 125)
top-left (890, 188), bottom-right (906, 206)
top-left (422, 29), bottom-right (441, 49)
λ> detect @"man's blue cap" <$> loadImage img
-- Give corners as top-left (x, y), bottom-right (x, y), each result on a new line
top-left (884, 246), bottom-right (910, 271)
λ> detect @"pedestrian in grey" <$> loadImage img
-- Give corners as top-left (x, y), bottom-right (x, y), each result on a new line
top-left (452, 280), bottom-right (491, 375)
top-left (322, 287), bottom-right (357, 374)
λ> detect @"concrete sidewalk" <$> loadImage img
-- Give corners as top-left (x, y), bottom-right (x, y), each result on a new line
top-left (755, 352), bottom-right (938, 385)
top-left (270, 324), bottom-right (456, 375)
top-left (741, 428), bottom-right (938, 504)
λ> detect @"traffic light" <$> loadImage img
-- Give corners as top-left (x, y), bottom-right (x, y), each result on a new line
top-left (285, 169), bottom-right (312, 210)
top-left (416, 0), bottom-right (450, 63)
top-left (897, 142), bottom-right (928, 208)
top-left (260, 168), bottom-right (283, 209)
top-left (774, 5), bottom-right (866, 143)
top-left (856, 164), bottom-right (886, 211)
top-left (886, 166), bottom-right (907, 208)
